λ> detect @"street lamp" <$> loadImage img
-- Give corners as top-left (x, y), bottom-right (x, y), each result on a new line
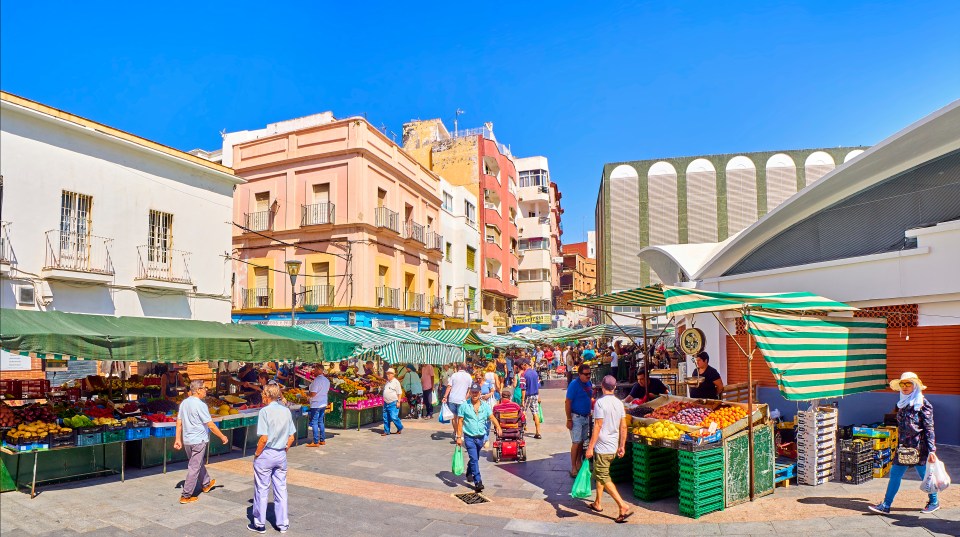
top-left (285, 260), bottom-right (302, 327)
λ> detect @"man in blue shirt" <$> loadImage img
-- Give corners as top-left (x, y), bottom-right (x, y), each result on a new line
top-left (174, 380), bottom-right (229, 504)
top-left (456, 383), bottom-right (501, 492)
top-left (250, 383), bottom-right (297, 534)
top-left (582, 344), bottom-right (597, 362)
top-left (520, 360), bottom-right (542, 439)
top-left (565, 364), bottom-right (594, 477)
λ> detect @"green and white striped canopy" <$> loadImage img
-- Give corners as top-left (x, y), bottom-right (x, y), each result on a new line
top-left (421, 329), bottom-right (490, 350)
top-left (568, 324), bottom-right (652, 340)
top-left (295, 324), bottom-right (464, 365)
top-left (663, 286), bottom-right (857, 318)
top-left (535, 327), bottom-right (583, 342)
top-left (746, 312), bottom-right (888, 401)
top-left (570, 285), bottom-right (666, 308)
top-left (476, 333), bottom-right (534, 350)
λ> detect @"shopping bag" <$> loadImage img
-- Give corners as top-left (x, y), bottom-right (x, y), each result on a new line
top-left (922, 459), bottom-right (951, 493)
top-left (452, 446), bottom-right (465, 476)
top-left (439, 403), bottom-right (454, 424)
top-left (537, 402), bottom-right (544, 424)
top-left (570, 460), bottom-right (593, 498)
top-left (932, 459), bottom-right (951, 492)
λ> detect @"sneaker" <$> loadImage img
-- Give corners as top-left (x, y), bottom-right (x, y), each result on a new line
top-left (201, 479), bottom-right (216, 493)
top-left (179, 496), bottom-right (198, 504)
top-left (921, 502), bottom-right (941, 514)
top-left (868, 503), bottom-right (890, 515)
top-left (475, 481), bottom-right (485, 492)
top-left (278, 527), bottom-right (288, 534)
top-left (466, 474), bottom-right (475, 484)
top-left (247, 522), bottom-right (266, 534)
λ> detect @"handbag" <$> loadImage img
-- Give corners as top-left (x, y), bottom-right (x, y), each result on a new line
top-left (897, 447), bottom-right (921, 466)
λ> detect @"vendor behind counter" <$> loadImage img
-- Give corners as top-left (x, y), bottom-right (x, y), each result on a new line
top-left (688, 351), bottom-right (724, 400)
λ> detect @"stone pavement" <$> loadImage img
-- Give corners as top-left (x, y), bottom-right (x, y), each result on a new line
top-left (1, 383), bottom-right (957, 536)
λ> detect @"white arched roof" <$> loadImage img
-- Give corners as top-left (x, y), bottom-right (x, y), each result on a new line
top-left (638, 234), bottom-right (741, 284)
top-left (694, 99), bottom-right (960, 280)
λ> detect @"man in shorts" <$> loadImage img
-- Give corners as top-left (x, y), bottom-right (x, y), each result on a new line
top-left (565, 364), bottom-right (593, 477)
top-left (519, 359), bottom-right (542, 439)
top-left (584, 375), bottom-right (632, 523)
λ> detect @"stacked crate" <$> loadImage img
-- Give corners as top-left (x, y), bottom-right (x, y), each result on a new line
top-left (853, 426), bottom-right (896, 478)
top-left (797, 407), bottom-right (838, 485)
top-left (632, 443), bottom-right (678, 501)
top-left (838, 439), bottom-right (873, 484)
top-left (609, 441), bottom-right (633, 484)
top-left (677, 447), bottom-right (724, 518)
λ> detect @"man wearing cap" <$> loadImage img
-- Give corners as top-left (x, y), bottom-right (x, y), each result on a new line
top-left (584, 375), bottom-right (632, 523)
top-left (520, 359), bottom-right (543, 439)
top-left (456, 382), bottom-right (502, 492)
top-left (381, 368), bottom-right (404, 436)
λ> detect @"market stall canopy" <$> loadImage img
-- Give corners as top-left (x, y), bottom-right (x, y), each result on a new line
top-left (295, 324), bottom-right (465, 365)
top-left (421, 329), bottom-right (490, 351)
top-left (534, 327), bottom-right (583, 342)
top-left (567, 324), bottom-right (653, 340)
top-left (570, 284), bottom-right (666, 308)
top-left (476, 333), bottom-right (534, 350)
top-left (746, 312), bottom-right (888, 401)
top-left (0, 309), bottom-right (326, 363)
top-left (663, 286), bottom-right (858, 318)
top-left (253, 325), bottom-right (360, 362)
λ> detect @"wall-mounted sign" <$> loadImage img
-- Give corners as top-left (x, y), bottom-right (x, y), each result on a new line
top-left (679, 327), bottom-right (706, 356)
top-left (0, 350), bottom-right (31, 371)
top-left (514, 314), bottom-right (551, 325)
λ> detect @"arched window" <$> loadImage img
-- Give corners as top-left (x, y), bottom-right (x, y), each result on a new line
top-left (725, 156), bottom-right (758, 235)
top-left (765, 153), bottom-right (797, 212)
top-left (805, 151), bottom-right (836, 184)
top-left (686, 158), bottom-right (718, 243)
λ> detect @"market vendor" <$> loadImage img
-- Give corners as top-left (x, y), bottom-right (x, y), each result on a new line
top-left (232, 364), bottom-right (268, 403)
top-left (363, 361), bottom-right (376, 376)
top-left (689, 351), bottom-right (724, 400)
top-left (339, 360), bottom-right (349, 373)
top-left (623, 369), bottom-right (669, 404)
top-left (160, 364), bottom-right (189, 400)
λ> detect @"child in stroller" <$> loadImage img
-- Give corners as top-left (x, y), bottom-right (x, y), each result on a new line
top-left (492, 387), bottom-right (527, 462)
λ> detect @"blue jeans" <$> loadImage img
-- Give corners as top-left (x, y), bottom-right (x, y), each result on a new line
top-left (883, 463), bottom-right (939, 507)
top-left (308, 407), bottom-right (326, 443)
top-left (383, 401), bottom-right (403, 434)
top-left (464, 434), bottom-right (484, 482)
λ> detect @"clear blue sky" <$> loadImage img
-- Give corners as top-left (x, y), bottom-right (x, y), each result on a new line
top-left (3, 2), bottom-right (958, 243)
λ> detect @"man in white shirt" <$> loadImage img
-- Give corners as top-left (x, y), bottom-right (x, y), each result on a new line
top-left (609, 343), bottom-right (620, 381)
top-left (585, 375), bottom-right (632, 523)
top-left (174, 380), bottom-right (229, 504)
top-left (250, 383), bottom-right (297, 533)
top-left (381, 368), bottom-right (404, 436)
top-left (443, 363), bottom-right (472, 437)
top-left (306, 365), bottom-right (330, 447)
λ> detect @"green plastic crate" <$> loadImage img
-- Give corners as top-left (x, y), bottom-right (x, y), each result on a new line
top-left (241, 415), bottom-right (258, 427)
top-left (679, 496), bottom-right (724, 519)
top-left (102, 429), bottom-right (126, 443)
top-left (678, 481), bottom-right (723, 500)
top-left (219, 418), bottom-right (242, 430)
top-left (677, 448), bottom-right (723, 462)
top-left (209, 434), bottom-right (233, 456)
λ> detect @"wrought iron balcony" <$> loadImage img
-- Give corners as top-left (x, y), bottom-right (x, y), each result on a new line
top-left (377, 286), bottom-right (401, 309)
top-left (425, 231), bottom-right (443, 251)
top-left (302, 284), bottom-right (335, 307)
top-left (44, 230), bottom-right (114, 275)
top-left (136, 245), bottom-right (192, 284)
top-left (301, 203), bottom-right (336, 226)
top-left (245, 210), bottom-right (273, 232)
top-left (375, 207), bottom-right (400, 234)
top-left (241, 288), bottom-right (273, 309)
top-left (404, 221), bottom-right (425, 244)
top-left (404, 291), bottom-right (425, 312)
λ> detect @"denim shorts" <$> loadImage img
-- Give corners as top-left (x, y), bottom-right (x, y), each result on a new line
top-left (570, 414), bottom-right (591, 444)
top-left (447, 402), bottom-right (461, 418)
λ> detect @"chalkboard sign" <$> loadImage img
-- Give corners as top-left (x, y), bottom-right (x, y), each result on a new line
top-left (724, 423), bottom-right (776, 507)
top-left (753, 423), bottom-right (775, 498)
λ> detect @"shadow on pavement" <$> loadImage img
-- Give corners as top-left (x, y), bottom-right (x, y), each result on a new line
top-left (797, 496), bottom-right (874, 511)
top-left (495, 451), bottom-right (593, 520)
top-left (435, 469), bottom-right (466, 489)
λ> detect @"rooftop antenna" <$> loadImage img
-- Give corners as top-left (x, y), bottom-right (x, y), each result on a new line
top-left (454, 108), bottom-right (465, 137)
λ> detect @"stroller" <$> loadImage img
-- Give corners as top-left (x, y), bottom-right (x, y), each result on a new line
top-left (492, 404), bottom-right (527, 462)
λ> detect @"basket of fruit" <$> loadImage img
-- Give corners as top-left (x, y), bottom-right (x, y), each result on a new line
top-left (48, 428), bottom-right (77, 448)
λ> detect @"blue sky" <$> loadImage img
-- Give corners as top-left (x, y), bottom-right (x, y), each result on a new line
top-left (2, 2), bottom-right (958, 243)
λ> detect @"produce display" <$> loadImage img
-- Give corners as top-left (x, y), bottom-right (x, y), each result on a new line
top-left (671, 407), bottom-right (713, 426)
top-left (344, 395), bottom-right (385, 410)
top-left (632, 420), bottom-right (684, 440)
top-left (0, 402), bottom-right (18, 427)
top-left (143, 412), bottom-right (176, 423)
top-left (699, 406), bottom-right (747, 428)
top-left (143, 399), bottom-right (178, 414)
top-left (62, 415), bottom-right (95, 428)
top-left (5, 421), bottom-right (72, 443)
top-left (626, 406), bottom-right (653, 418)
top-left (283, 388), bottom-right (310, 407)
top-left (648, 401), bottom-right (702, 420)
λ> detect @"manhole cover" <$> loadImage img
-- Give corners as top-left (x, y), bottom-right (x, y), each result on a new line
top-left (454, 492), bottom-right (490, 505)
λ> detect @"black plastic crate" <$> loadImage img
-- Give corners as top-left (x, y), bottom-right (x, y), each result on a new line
top-left (840, 450), bottom-right (872, 465)
top-left (839, 438), bottom-right (871, 454)
top-left (839, 460), bottom-right (873, 484)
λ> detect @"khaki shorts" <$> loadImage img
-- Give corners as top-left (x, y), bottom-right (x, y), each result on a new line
top-left (593, 453), bottom-right (616, 484)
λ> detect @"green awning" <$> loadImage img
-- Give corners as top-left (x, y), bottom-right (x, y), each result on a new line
top-left (570, 284), bottom-right (666, 308)
top-left (567, 324), bottom-right (652, 340)
top-left (476, 333), bottom-right (534, 350)
top-left (295, 325), bottom-right (465, 365)
top-left (663, 286), bottom-right (857, 318)
top-left (253, 325), bottom-right (360, 362)
top-left (421, 329), bottom-right (490, 349)
top-left (746, 312), bottom-right (888, 401)
top-left (0, 309), bottom-right (326, 363)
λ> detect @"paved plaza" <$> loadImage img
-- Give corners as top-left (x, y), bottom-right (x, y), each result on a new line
top-left (1, 384), bottom-right (956, 537)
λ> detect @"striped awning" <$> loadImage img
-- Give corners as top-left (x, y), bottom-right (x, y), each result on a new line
top-left (534, 327), bottom-right (583, 342)
top-left (570, 285), bottom-right (666, 308)
top-left (476, 333), bottom-right (534, 350)
top-left (746, 312), bottom-right (888, 400)
top-left (568, 324), bottom-right (652, 340)
top-left (663, 286), bottom-right (857, 318)
top-left (296, 324), bottom-right (465, 365)
top-left (421, 329), bottom-right (490, 350)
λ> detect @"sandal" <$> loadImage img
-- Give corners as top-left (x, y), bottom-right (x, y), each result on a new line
top-left (587, 503), bottom-right (603, 513)
top-left (615, 511), bottom-right (633, 524)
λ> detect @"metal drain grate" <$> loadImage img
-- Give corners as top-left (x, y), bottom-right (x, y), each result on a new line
top-left (454, 492), bottom-right (490, 504)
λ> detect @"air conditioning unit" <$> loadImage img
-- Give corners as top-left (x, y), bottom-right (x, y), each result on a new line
top-left (16, 285), bottom-right (35, 305)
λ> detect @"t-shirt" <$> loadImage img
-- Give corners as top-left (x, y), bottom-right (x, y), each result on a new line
top-left (563, 350), bottom-right (573, 367)
top-left (401, 372), bottom-right (423, 395)
top-left (421, 365), bottom-right (435, 390)
top-left (522, 369), bottom-right (540, 397)
top-left (690, 365), bottom-right (722, 400)
top-left (256, 401), bottom-right (296, 450)
top-left (447, 370), bottom-right (472, 404)
top-left (610, 351), bottom-right (619, 367)
top-left (308, 375), bottom-right (330, 408)
top-left (565, 377), bottom-right (593, 416)
top-left (178, 396), bottom-right (212, 445)
top-left (383, 378), bottom-right (404, 404)
top-left (544, 350), bottom-right (554, 361)
top-left (628, 378), bottom-right (668, 401)
top-left (593, 394), bottom-right (626, 455)
top-left (582, 348), bottom-right (597, 361)
top-left (458, 400), bottom-right (493, 437)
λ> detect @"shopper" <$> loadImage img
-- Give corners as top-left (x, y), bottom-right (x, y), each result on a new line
top-left (443, 363), bottom-right (472, 437)
top-left (381, 368), bottom-right (404, 436)
top-left (623, 369), bottom-right (669, 404)
top-left (520, 360), bottom-right (543, 439)
top-left (609, 343), bottom-right (620, 381)
top-left (420, 363), bottom-right (436, 419)
top-left (689, 351), bottom-right (724, 400)
top-left (456, 382), bottom-right (502, 492)
top-left (249, 383), bottom-right (297, 534)
top-left (174, 380), bottom-right (229, 504)
top-left (306, 365), bottom-right (330, 447)
top-left (565, 364), bottom-right (594, 477)
top-left (869, 372), bottom-right (940, 515)
top-left (400, 364), bottom-right (423, 419)
top-left (585, 375), bottom-right (632, 523)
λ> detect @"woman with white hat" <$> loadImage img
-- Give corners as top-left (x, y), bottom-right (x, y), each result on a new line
top-left (869, 372), bottom-right (940, 515)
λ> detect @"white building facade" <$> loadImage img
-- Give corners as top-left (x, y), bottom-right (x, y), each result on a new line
top-left (438, 178), bottom-right (481, 327)
top-left (514, 156), bottom-right (562, 329)
top-left (0, 92), bottom-right (240, 348)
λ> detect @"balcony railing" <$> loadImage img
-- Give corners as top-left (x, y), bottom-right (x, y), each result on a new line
top-left (375, 207), bottom-right (400, 234)
top-left (538, 216), bottom-right (550, 225)
top-left (485, 272), bottom-right (502, 281)
top-left (0, 223), bottom-right (11, 264)
top-left (301, 203), bottom-right (335, 226)
top-left (431, 296), bottom-right (444, 314)
top-left (302, 284), bottom-right (335, 307)
top-left (136, 245), bottom-right (192, 284)
top-left (425, 231), bottom-right (443, 251)
top-left (245, 210), bottom-right (273, 232)
top-left (377, 286), bottom-right (401, 309)
top-left (483, 202), bottom-right (497, 211)
top-left (404, 221), bottom-right (425, 244)
top-left (560, 284), bottom-right (574, 291)
top-left (404, 291), bottom-right (425, 312)
top-left (44, 230), bottom-right (114, 275)
top-left (242, 288), bottom-right (273, 309)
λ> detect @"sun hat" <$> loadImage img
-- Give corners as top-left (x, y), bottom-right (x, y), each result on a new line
top-left (386, 368), bottom-right (396, 375)
top-left (889, 372), bottom-right (927, 391)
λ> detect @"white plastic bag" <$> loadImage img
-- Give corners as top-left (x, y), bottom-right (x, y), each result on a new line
top-left (438, 403), bottom-right (454, 424)
top-left (920, 463), bottom-right (938, 494)
top-left (930, 459), bottom-right (951, 492)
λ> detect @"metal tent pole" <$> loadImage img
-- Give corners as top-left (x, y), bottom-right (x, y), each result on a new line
top-left (745, 307), bottom-right (755, 502)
